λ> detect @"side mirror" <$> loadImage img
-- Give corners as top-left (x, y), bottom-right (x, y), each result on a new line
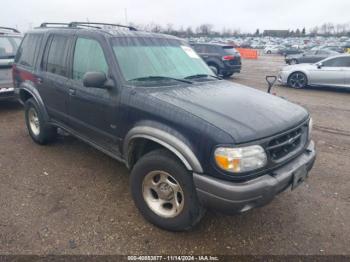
top-left (316, 62), bottom-right (323, 69)
top-left (83, 72), bottom-right (110, 89)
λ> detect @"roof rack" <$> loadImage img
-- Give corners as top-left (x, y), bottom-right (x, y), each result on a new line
top-left (39, 23), bottom-right (70, 28)
top-left (0, 26), bottom-right (20, 33)
top-left (69, 22), bottom-right (137, 31)
top-left (39, 22), bottom-right (102, 30)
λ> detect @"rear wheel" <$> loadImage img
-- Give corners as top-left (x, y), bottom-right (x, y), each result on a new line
top-left (288, 72), bottom-right (308, 89)
top-left (24, 98), bottom-right (57, 145)
top-left (223, 72), bottom-right (234, 78)
top-left (130, 149), bottom-right (205, 231)
top-left (208, 64), bottom-right (219, 76)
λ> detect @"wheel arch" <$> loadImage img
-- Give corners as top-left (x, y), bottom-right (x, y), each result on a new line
top-left (287, 70), bottom-right (309, 85)
top-left (124, 125), bottom-right (203, 173)
top-left (18, 83), bottom-right (50, 121)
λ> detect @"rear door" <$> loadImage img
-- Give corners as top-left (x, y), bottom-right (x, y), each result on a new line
top-left (339, 57), bottom-right (350, 87)
top-left (67, 36), bottom-right (119, 151)
top-left (37, 34), bottom-right (72, 124)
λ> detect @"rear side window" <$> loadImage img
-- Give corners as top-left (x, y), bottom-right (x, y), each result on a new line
top-left (204, 45), bottom-right (218, 53)
top-left (16, 34), bottom-right (41, 67)
top-left (192, 45), bottom-right (204, 53)
top-left (43, 35), bottom-right (70, 77)
top-left (73, 38), bottom-right (108, 80)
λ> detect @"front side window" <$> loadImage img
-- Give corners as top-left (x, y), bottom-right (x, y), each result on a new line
top-left (43, 35), bottom-right (70, 77)
top-left (112, 37), bottom-right (213, 82)
top-left (73, 38), bottom-right (108, 80)
top-left (323, 57), bottom-right (350, 67)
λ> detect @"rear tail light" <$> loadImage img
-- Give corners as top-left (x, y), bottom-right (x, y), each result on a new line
top-left (222, 55), bottom-right (235, 61)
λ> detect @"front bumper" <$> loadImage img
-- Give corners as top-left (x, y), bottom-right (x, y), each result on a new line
top-left (193, 141), bottom-right (316, 214)
top-left (278, 71), bottom-right (290, 85)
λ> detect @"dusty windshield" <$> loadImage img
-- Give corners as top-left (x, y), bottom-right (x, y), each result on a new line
top-left (111, 37), bottom-right (214, 84)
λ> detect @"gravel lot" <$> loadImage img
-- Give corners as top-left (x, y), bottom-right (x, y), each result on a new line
top-left (0, 55), bottom-right (349, 255)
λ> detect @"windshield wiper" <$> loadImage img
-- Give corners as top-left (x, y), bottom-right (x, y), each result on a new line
top-left (129, 76), bottom-right (193, 84)
top-left (184, 74), bottom-right (222, 80)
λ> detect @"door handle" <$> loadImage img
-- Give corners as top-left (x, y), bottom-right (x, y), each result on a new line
top-left (69, 88), bottom-right (76, 96)
top-left (36, 77), bottom-right (43, 84)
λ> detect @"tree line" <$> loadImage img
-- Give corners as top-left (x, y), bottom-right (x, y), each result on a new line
top-left (127, 22), bottom-right (350, 38)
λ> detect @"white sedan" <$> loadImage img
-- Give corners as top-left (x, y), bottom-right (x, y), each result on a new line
top-left (278, 54), bottom-right (350, 89)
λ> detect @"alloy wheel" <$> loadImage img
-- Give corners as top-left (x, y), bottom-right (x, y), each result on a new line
top-left (289, 73), bottom-right (307, 88)
top-left (28, 107), bottom-right (40, 136)
top-left (142, 170), bottom-right (185, 218)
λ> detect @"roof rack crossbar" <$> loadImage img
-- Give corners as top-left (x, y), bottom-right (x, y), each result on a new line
top-left (0, 26), bottom-right (20, 33)
top-left (40, 23), bottom-right (70, 28)
top-left (69, 22), bottom-right (137, 31)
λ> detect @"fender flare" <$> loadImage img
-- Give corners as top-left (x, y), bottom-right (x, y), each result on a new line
top-left (124, 126), bottom-right (203, 173)
top-left (18, 83), bottom-right (50, 121)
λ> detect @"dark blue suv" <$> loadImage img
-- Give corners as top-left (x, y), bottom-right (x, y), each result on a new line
top-left (13, 22), bottom-right (316, 231)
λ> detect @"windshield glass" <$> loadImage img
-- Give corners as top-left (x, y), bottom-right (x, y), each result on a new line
top-left (111, 37), bottom-right (213, 82)
top-left (0, 36), bottom-right (22, 59)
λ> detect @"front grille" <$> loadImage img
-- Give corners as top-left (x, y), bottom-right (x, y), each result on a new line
top-left (267, 127), bottom-right (304, 161)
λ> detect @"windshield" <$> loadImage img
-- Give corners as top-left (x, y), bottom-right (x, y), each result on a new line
top-left (111, 37), bottom-right (214, 83)
top-left (0, 36), bottom-right (22, 59)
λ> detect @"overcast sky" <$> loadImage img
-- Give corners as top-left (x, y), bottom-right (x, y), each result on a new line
top-left (2, 0), bottom-right (350, 33)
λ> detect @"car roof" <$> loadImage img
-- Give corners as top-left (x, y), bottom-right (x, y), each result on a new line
top-left (27, 26), bottom-right (181, 41)
top-left (191, 42), bottom-right (233, 47)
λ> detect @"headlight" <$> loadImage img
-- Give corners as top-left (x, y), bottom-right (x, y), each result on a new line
top-left (308, 118), bottom-right (313, 139)
top-left (214, 145), bottom-right (267, 173)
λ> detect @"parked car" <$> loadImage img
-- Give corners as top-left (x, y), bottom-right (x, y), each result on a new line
top-left (264, 45), bottom-right (283, 54)
top-left (13, 22), bottom-right (316, 231)
top-left (191, 43), bottom-right (241, 77)
top-left (279, 54), bottom-right (350, 89)
top-left (0, 27), bottom-right (22, 101)
top-left (321, 45), bottom-right (345, 53)
top-left (285, 49), bottom-right (339, 64)
top-left (278, 47), bottom-right (303, 56)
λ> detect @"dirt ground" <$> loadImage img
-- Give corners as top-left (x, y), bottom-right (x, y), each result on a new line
top-left (0, 55), bottom-right (349, 255)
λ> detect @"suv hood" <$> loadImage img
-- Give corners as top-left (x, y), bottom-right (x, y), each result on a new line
top-left (147, 80), bottom-right (308, 143)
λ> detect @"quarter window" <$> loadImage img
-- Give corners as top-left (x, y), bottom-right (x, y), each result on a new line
top-left (73, 38), bottom-right (108, 80)
top-left (16, 34), bottom-right (41, 67)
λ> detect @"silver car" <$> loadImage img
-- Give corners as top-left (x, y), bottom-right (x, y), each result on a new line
top-left (278, 54), bottom-right (350, 89)
top-left (0, 27), bottom-right (22, 100)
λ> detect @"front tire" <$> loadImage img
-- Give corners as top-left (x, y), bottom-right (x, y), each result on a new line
top-left (24, 98), bottom-right (57, 145)
top-left (130, 149), bottom-right (205, 231)
top-left (223, 72), bottom-right (234, 78)
top-left (288, 72), bottom-right (308, 89)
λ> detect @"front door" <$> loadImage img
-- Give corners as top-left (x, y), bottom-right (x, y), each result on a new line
top-left (308, 57), bottom-right (347, 87)
top-left (67, 36), bottom-right (120, 153)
